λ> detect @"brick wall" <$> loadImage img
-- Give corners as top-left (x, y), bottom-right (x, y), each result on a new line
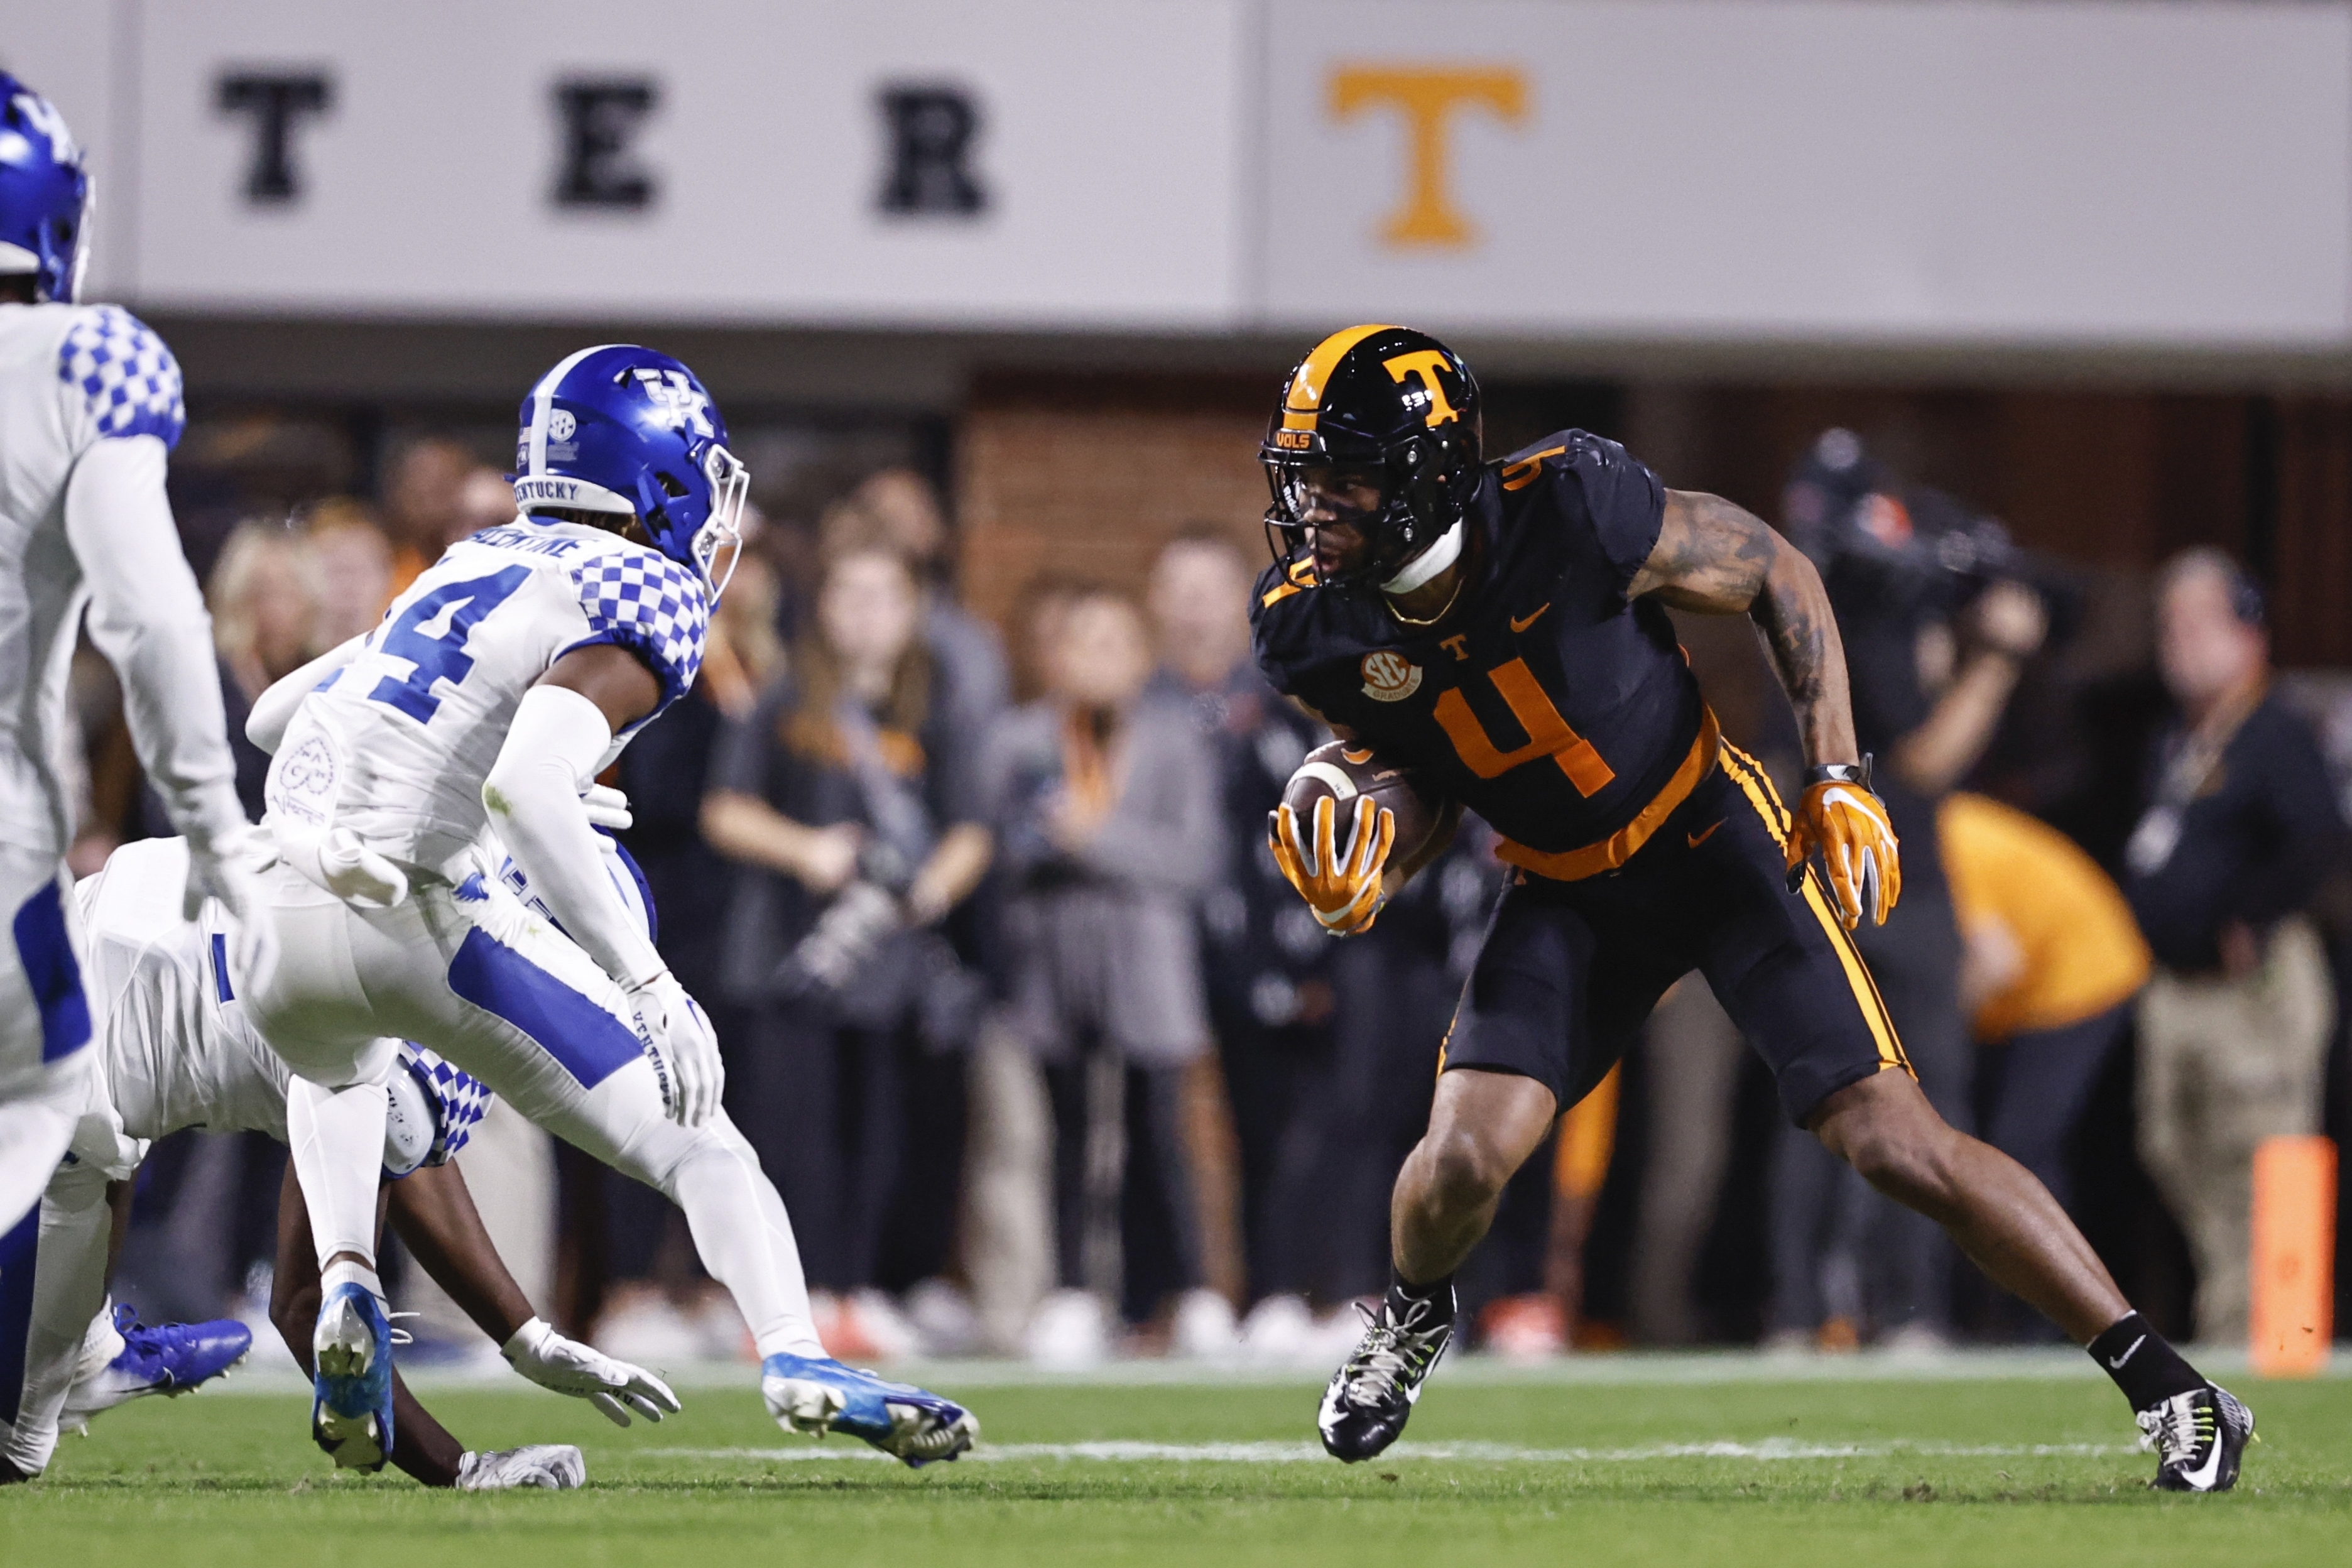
top-left (954, 373), bottom-right (1273, 689)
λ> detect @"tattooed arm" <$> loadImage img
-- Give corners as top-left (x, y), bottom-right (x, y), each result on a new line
top-left (1624, 489), bottom-right (1859, 770)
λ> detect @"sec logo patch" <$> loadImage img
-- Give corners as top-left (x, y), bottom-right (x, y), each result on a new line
top-left (1360, 651), bottom-right (1422, 702)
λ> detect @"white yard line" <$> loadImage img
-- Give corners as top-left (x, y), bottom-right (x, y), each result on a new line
top-left (633, 1439), bottom-right (2138, 1465)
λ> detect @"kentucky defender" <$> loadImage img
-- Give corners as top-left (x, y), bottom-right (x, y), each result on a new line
top-left (241, 345), bottom-right (975, 1470)
top-left (0, 76), bottom-right (274, 1256)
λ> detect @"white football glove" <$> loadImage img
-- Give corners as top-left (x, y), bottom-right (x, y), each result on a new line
top-left (185, 827), bottom-right (279, 999)
top-left (580, 783), bottom-right (633, 834)
top-left (500, 1316), bottom-right (681, 1427)
top-left (455, 1443), bottom-right (587, 1491)
top-left (625, 969), bottom-right (723, 1128)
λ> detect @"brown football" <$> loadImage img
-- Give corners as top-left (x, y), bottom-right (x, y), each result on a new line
top-left (1280, 741), bottom-right (1441, 865)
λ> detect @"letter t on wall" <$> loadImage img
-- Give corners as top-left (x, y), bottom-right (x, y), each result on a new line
top-left (217, 73), bottom-right (334, 204)
top-left (1327, 66), bottom-right (1527, 250)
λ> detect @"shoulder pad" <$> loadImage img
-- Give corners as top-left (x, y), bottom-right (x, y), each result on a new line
top-left (568, 542), bottom-right (710, 709)
top-left (1495, 429), bottom-right (1633, 496)
top-left (58, 305), bottom-right (185, 448)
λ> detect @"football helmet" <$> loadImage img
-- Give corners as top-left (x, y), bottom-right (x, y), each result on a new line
top-left (512, 345), bottom-right (749, 596)
top-left (1261, 324), bottom-right (1481, 589)
top-left (0, 73), bottom-right (91, 303)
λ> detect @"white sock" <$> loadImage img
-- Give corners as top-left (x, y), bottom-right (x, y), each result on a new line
top-left (667, 1124), bottom-right (825, 1359)
top-left (321, 1258), bottom-right (384, 1302)
top-left (284, 1077), bottom-right (388, 1278)
top-left (6, 1161), bottom-right (113, 1476)
top-left (75, 1295), bottom-right (123, 1381)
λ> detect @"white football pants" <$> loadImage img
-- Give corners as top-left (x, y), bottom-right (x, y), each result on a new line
top-left (0, 847), bottom-right (94, 1244)
top-left (244, 859), bottom-right (822, 1359)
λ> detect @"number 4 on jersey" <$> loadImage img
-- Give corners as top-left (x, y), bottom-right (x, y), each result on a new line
top-left (367, 567), bottom-right (531, 722)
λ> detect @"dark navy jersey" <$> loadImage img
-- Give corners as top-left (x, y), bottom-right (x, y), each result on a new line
top-left (1250, 430), bottom-right (1707, 867)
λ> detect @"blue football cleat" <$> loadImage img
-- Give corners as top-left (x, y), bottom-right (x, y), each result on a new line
top-left (311, 1283), bottom-right (395, 1472)
top-left (761, 1353), bottom-right (977, 1467)
top-left (60, 1303), bottom-right (253, 1430)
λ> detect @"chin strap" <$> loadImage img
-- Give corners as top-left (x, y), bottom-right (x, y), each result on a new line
top-left (1381, 520), bottom-right (1464, 595)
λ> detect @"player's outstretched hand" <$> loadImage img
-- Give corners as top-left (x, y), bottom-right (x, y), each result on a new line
top-left (1785, 778), bottom-right (1901, 929)
top-left (185, 829), bottom-right (280, 998)
top-left (501, 1316), bottom-right (682, 1427)
top-left (1268, 794), bottom-right (1395, 938)
top-left (627, 969), bottom-right (724, 1126)
top-left (455, 1443), bottom-right (587, 1490)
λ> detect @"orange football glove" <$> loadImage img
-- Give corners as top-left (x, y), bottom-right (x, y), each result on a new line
top-left (1268, 794), bottom-right (1395, 938)
top-left (1783, 765), bottom-right (1901, 929)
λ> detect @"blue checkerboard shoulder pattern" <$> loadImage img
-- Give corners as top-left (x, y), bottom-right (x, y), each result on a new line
top-left (569, 545), bottom-right (709, 708)
top-left (396, 1043), bottom-right (493, 1165)
top-left (57, 305), bottom-right (185, 449)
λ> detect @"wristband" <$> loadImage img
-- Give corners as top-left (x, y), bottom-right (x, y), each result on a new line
top-left (1803, 754), bottom-right (1873, 790)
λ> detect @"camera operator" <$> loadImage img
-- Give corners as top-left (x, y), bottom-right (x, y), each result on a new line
top-left (1768, 430), bottom-right (2045, 1349)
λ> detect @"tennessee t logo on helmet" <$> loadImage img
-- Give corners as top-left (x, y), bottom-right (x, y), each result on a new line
top-left (1260, 324), bottom-right (1482, 589)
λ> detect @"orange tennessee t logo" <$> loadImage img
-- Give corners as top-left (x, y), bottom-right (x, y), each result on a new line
top-left (1383, 351), bottom-right (1462, 428)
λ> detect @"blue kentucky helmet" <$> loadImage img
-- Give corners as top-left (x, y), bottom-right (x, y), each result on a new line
top-left (512, 344), bottom-right (749, 596)
top-left (0, 74), bottom-right (90, 303)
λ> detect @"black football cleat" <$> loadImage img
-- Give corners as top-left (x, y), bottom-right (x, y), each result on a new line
top-left (1317, 1288), bottom-right (1454, 1462)
top-left (2137, 1383), bottom-right (2255, 1493)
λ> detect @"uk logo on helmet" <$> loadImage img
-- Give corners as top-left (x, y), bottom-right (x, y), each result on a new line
top-left (629, 367), bottom-right (716, 437)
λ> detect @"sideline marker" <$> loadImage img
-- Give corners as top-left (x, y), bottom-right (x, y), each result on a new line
top-left (2249, 1135), bottom-right (2336, 1377)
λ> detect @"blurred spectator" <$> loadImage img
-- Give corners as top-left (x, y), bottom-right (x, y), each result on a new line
top-left (703, 545), bottom-right (992, 1351)
top-left (381, 437), bottom-right (479, 595)
top-left (828, 468), bottom-right (1011, 736)
top-left (1772, 434), bottom-right (2046, 1348)
top-left (1144, 530), bottom-right (1329, 1312)
top-left (979, 586), bottom-right (1222, 1358)
top-left (198, 522), bottom-right (320, 819)
top-left (303, 498), bottom-right (395, 643)
top-left (455, 464), bottom-right (520, 540)
top-left (1943, 792), bottom-right (2150, 1337)
top-left (2123, 548), bottom-right (2343, 1343)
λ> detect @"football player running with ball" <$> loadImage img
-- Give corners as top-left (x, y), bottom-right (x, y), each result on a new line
top-left (240, 346), bottom-right (974, 1471)
top-left (1252, 325), bottom-right (2250, 1493)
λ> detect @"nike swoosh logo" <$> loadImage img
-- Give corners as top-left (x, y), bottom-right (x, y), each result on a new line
top-left (2180, 1420), bottom-right (2225, 1489)
top-left (1687, 820), bottom-right (1723, 848)
top-left (2106, 1334), bottom-right (2145, 1370)
top-left (1509, 603), bottom-right (1550, 634)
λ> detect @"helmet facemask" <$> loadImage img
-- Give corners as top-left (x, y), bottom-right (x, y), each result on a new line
top-left (690, 439), bottom-right (749, 600)
top-left (1262, 426), bottom-right (1476, 591)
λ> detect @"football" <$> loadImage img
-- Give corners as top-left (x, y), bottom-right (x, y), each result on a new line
top-left (1281, 739), bottom-right (1442, 865)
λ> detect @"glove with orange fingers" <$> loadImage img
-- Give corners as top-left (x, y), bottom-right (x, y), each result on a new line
top-left (1783, 757), bottom-right (1902, 929)
top-left (1268, 793), bottom-right (1395, 938)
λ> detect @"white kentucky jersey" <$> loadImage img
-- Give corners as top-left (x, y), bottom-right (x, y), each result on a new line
top-left (74, 836), bottom-right (290, 1145)
top-left (0, 303), bottom-right (185, 856)
top-left (264, 519), bottom-right (707, 883)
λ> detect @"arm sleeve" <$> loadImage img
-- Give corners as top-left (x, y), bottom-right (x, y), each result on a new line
top-left (246, 636), bottom-right (367, 755)
top-left (1561, 432), bottom-right (1666, 591)
top-left (484, 684), bottom-right (667, 990)
top-left (63, 436), bottom-right (246, 849)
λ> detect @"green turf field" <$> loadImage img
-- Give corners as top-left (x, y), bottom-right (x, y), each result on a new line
top-left (4, 1361), bottom-right (2346, 1567)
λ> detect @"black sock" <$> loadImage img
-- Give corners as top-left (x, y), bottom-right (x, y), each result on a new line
top-left (2087, 1312), bottom-right (2202, 1410)
top-left (1387, 1267), bottom-right (1456, 1320)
